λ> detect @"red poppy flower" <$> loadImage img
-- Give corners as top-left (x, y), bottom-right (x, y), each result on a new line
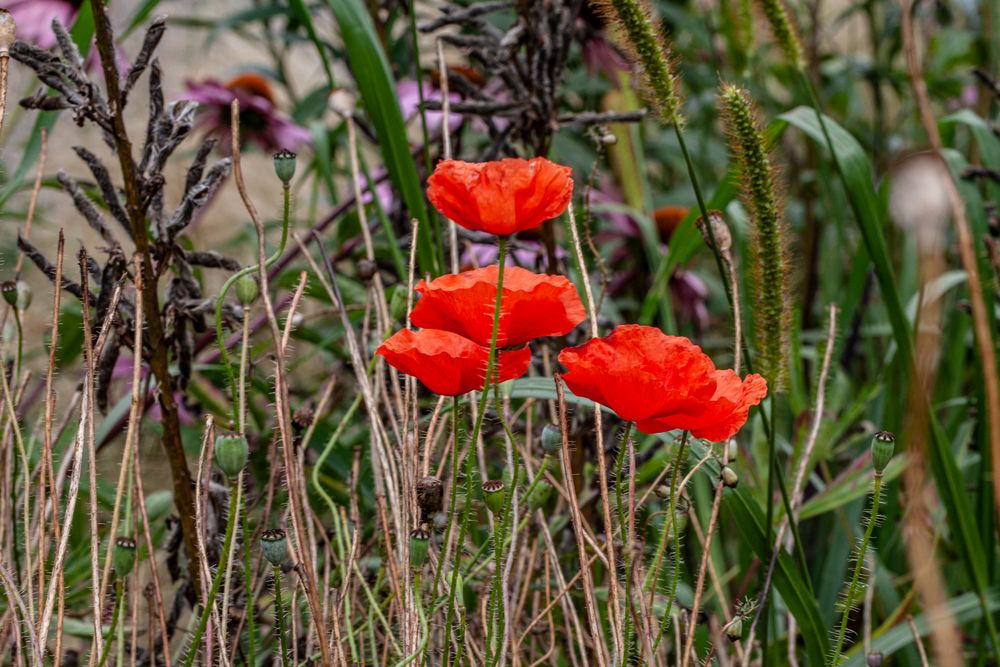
top-left (409, 265), bottom-right (586, 347)
top-left (426, 158), bottom-right (574, 235)
top-left (376, 329), bottom-right (531, 396)
top-left (557, 324), bottom-right (766, 441)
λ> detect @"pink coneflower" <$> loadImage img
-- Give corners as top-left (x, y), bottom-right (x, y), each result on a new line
top-left (6, 0), bottom-right (81, 49)
top-left (185, 73), bottom-right (310, 153)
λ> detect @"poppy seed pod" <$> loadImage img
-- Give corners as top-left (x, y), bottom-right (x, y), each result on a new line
top-left (214, 434), bottom-right (249, 479)
top-left (721, 465), bottom-right (739, 488)
top-left (113, 537), bottom-right (136, 579)
top-left (541, 424), bottom-right (562, 454)
top-left (235, 275), bottom-right (258, 306)
top-left (273, 149), bottom-right (297, 185)
top-left (409, 528), bottom-right (430, 567)
top-left (416, 476), bottom-right (444, 518)
top-left (260, 528), bottom-right (288, 566)
top-left (871, 431), bottom-right (895, 475)
top-left (482, 479), bottom-right (506, 515)
top-left (0, 281), bottom-right (16, 307)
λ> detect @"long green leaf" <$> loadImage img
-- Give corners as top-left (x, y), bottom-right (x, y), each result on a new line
top-left (326, 0), bottom-right (439, 276)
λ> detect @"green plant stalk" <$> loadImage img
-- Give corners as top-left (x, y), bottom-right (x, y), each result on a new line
top-left (650, 433), bottom-right (688, 652)
top-left (761, 396), bottom-right (779, 667)
top-left (242, 498), bottom-right (257, 665)
top-left (614, 423), bottom-right (635, 666)
top-left (95, 580), bottom-right (124, 667)
top-left (272, 564), bottom-right (289, 667)
top-left (444, 235), bottom-right (508, 667)
top-left (431, 397), bottom-right (462, 597)
top-left (831, 473), bottom-right (883, 664)
top-left (214, 182), bottom-right (291, 425)
top-left (181, 486), bottom-right (241, 667)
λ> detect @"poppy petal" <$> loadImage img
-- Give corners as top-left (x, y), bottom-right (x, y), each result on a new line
top-left (635, 372), bottom-right (768, 441)
top-left (376, 329), bottom-right (531, 396)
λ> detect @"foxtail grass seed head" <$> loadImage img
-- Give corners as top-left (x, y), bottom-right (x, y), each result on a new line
top-left (113, 537), bottom-right (136, 579)
top-left (416, 476), bottom-right (444, 517)
top-left (541, 424), bottom-right (562, 453)
top-left (235, 274), bottom-right (258, 306)
top-left (482, 479), bottom-right (506, 515)
top-left (527, 480), bottom-right (553, 511)
top-left (0, 280), bottom-right (16, 307)
top-left (721, 465), bottom-right (739, 488)
top-left (595, 0), bottom-right (684, 125)
top-left (273, 149), bottom-right (297, 185)
top-left (720, 82), bottom-right (791, 390)
top-left (214, 433), bottom-right (249, 479)
top-left (753, 0), bottom-right (804, 69)
top-left (261, 528), bottom-right (288, 566)
top-left (15, 281), bottom-right (31, 310)
top-left (871, 431), bottom-right (895, 475)
top-left (409, 528), bottom-right (431, 567)
top-left (0, 10), bottom-right (15, 55)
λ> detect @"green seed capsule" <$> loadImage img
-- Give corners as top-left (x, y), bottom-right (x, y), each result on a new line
top-left (214, 434), bottom-right (249, 479)
top-left (482, 479), bottom-right (506, 515)
top-left (235, 275), bottom-right (258, 306)
top-left (409, 528), bottom-right (430, 567)
top-left (260, 528), bottom-right (288, 566)
top-left (113, 537), bottom-right (136, 579)
top-left (724, 617), bottom-right (743, 642)
top-left (871, 431), bottom-right (895, 474)
top-left (541, 424), bottom-right (562, 454)
top-left (0, 281), bottom-right (16, 307)
top-left (273, 149), bottom-right (297, 185)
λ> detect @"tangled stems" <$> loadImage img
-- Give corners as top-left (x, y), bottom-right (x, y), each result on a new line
top-left (94, 580), bottom-right (124, 667)
top-left (214, 181), bottom-right (292, 424)
top-left (443, 235), bottom-right (509, 667)
top-left (831, 472), bottom-right (883, 664)
top-left (649, 431), bottom-right (688, 651)
top-left (181, 481), bottom-right (242, 667)
top-left (272, 564), bottom-right (289, 667)
top-left (431, 397), bottom-right (462, 596)
top-left (614, 422), bottom-right (635, 666)
top-left (396, 574), bottom-right (429, 667)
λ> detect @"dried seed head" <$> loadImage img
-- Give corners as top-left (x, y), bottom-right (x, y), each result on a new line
top-left (416, 476), bottom-right (444, 517)
top-left (0, 280), bottom-right (16, 307)
top-left (0, 10), bottom-right (15, 54)
top-left (481, 479), bottom-right (506, 515)
top-left (260, 528), bottom-right (288, 566)
top-left (292, 405), bottom-right (314, 434)
top-left (357, 259), bottom-right (377, 283)
top-left (273, 149), bottom-right (297, 185)
top-left (214, 433), bottom-right (249, 479)
top-left (871, 431), bottom-right (895, 475)
top-left (235, 274), bottom-right (258, 307)
top-left (113, 537), bottom-right (137, 579)
top-left (409, 527), bottom-right (431, 567)
top-left (753, 0), bottom-right (804, 69)
top-left (720, 82), bottom-right (791, 390)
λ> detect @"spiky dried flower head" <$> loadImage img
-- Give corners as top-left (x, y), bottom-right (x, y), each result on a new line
top-left (752, 0), bottom-right (804, 70)
top-left (719, 83), bottom-right (791, 390)
top-left (260, 528), bottom-right (289, 566)
top-left (591, 0), bottom-right (684, 125)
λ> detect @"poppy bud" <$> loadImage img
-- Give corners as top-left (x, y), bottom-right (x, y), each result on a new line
top-left (273, 149), bottom-right (297, 185)
top-left (357, 259), bottom-right (377, 283)
top-left (541, 424), bottom-right (562, 454)
top-left (600, 131), bottom-right (618, 145)
top-left (866, 652), bottom-right (883, 667)
top-left (416, 476), bottom-right (444, 518)
top-left (15, 281), bottom-right (30, 310)
top-left (0, 281), bottom-right (16, 306)
top-left (235, 275), bottom-right (258, 306)
top-left (871, 431), bottom-right (894, 474)
top-left (724, 617), bottom-right (743, 642)
top-left (721, 465), bottom-right (739, 488)
top-left (113, 537), bottom-right (136, 579)
top-left (389, 287), bottom-right (408, 322)
top-left (260, 528), bottom-right (288, 566)
top-left (526, 480), bottom-right (553, 511)
top-left (409, 528), bottom-right (430, 567)
top-left (214, 434), bottom-right (249, 479)
top-left (654, 484), bottom-right (671, 500)
top-left (482, 480), bottom-right (506, 515)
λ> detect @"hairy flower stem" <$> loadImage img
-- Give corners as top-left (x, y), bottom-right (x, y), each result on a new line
top-left (831, 473), bottom-right (883, 664)
top-left (444, 235), bottom-right (508, 667)
top-left (649, 432), bottom-right (688, 651)
top-left (272, 564), bottom-right (289, 667)
top-left (614, 422), bottom-right (635, 666)
top-left (181, 482), bottom-right (241, 667)
top-left (236, 306), bottom-right (256, 665)
top-left (94, 580), bottom-right (124, 667)
top-left (488, 390), bottom-right (521, 667)
top-left (214, 182), bottom-right (292, 425)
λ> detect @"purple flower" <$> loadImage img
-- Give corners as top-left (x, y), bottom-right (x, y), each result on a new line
top-left (185, 74), bottom-right (311, 154)
top-left (397, 79), bottom-right (463, 133)
top-left (460, 241), bottom-right (563, 272)
top-left (5, 0), bottom-right (79, 49)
